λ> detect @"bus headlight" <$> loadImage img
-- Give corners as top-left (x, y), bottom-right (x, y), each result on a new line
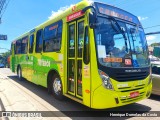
top-left (99, 70), bottom-right (114, 90)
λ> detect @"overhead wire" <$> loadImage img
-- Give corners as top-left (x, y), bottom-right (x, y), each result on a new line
top-left (0, 0), bottom-right (10, 18)
top-left (0, 0), bottom-right (6, 14)
top-left (144, 25), bottom-right (160, 29)
top-left (0, 0), bottom-right (10, 23)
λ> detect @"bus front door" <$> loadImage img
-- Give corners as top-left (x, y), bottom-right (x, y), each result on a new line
top-left (67, 18), bottom-right (91, 106)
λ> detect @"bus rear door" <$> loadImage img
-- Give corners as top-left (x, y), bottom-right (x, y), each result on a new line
top-left (27, 34), bottom-right (35, 81)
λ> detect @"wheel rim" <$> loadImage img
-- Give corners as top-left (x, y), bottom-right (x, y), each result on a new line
top-left (18, 68), bottom-right (21, 79)
top-left (53, 78), bottom-right (61, 95)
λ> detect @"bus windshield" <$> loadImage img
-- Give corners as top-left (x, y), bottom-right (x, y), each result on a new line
top-left (95, 17), bottom-right (149, 68)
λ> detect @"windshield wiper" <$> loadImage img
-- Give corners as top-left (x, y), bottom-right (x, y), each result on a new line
top-left (130, 27), bottom-right (143, 54)
top-left (130, 28), bottom-right (136, 53)
top-left (108, 16), bottom-right (128, 52)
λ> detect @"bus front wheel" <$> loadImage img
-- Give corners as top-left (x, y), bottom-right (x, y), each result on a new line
top-left (51, 74), bottom-right (64, 100)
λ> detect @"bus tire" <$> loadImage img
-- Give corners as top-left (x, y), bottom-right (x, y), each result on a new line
top-left (17, 66), bottom-right (23, 81)
top-left (51, 74), bottom-right (64, 100)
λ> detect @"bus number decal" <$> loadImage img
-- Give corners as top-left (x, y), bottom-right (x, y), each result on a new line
top-left (125, 59), bottom-right (132, 65)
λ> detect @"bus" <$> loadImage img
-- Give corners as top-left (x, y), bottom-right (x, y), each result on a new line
top-left (10, 0), bottom-right (152, 109)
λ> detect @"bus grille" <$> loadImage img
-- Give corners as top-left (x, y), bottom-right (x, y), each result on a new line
top-left (120, 92), bottom-right (145, 103)
top-left (114, 71), bottom-right (148, 82)
top-left (118, 86), bottom-right (145, 92)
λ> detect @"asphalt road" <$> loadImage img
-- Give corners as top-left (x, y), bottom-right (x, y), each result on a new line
top-left (0, 68), bottom-right (160, 120)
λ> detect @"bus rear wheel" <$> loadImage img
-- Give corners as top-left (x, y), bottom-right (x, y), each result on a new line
top-left (51, 74), bottom-right (64, 100)
top-left (17, 66), bottom-right (23, 81)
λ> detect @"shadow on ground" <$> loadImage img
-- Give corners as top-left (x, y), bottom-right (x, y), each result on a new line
top-left (149, 94), bottom-right (160, 101)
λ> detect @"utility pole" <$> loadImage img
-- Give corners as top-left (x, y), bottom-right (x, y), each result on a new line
top-left (0, 0), bottom-right (10, 24)
top-left (0, 0), bottom-right (6, 23)
top-left (0, 0), bottom-right (10, 40)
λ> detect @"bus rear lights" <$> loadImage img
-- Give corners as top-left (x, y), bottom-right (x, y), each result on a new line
top-left (98, 70), bottom-right (114, 90)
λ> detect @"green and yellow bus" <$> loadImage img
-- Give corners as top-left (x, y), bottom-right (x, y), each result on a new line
top-left (10, 0), bottom-right (152, 109)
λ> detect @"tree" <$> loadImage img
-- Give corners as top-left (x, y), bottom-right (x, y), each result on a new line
top-left (150, 42), bottom-right (160, 47)
top-left (0, 51), bottom-right (10, 67)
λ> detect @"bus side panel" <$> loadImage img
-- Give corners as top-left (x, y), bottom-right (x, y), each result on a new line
top-left (14, 55), bottom-right (20, 72)
top-left (89, 29), bottom-right (104, 108)
top-left (20, 54), bottom-right (28, 79)
top-left (61, 20), bottom-right (67, 96)
top-left (32, 53), bottom-right (60, 87)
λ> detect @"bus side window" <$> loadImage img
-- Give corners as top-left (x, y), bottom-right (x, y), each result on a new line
top-left (43, 24), bottom-right (56, 52)
top-left (43, 20), bottom-right (62, 52)
top-left (83, 26), bottom-right (90, 64)
top-left (36, 29), bottom-right (43, 53)
top-left (56, 22), bottom-right (62, 51)
top-left (29, 34), bottom-right (34, 53)
top-left (21, 36), bottom-right (28, 54)
top-left (78, 21), bottom-right (84, 58)
top-left (16, 40), bottom-right (22, 54)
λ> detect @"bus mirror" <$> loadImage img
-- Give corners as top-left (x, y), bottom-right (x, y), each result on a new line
top-left (82, 6), bottom-right (95, 14)
top-left (82, 6), bottom-right (97, 29)
top-left (89, 13), bottom-right (97, 29)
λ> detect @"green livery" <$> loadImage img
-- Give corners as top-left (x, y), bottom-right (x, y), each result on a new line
top-left (10, 0), bottom-right (152, 109)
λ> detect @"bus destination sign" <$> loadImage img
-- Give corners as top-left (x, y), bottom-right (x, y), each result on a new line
top-left (94, 2), bottom-right (140, 24)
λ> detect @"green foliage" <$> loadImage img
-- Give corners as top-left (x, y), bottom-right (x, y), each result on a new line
top-left (150, 42), bottom-right (160, 47)
top-left (0, 51), bottom-right (11, 67)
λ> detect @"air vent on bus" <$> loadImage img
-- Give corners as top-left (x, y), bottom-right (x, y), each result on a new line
top-left (114, 71), bottom-right (148, 82)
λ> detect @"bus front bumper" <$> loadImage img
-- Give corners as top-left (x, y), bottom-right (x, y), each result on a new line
top-left (91, 83), bottom-right (152, 109)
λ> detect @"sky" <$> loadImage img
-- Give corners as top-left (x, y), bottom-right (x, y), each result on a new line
top-left (0, 0), bottom-right (160, 53)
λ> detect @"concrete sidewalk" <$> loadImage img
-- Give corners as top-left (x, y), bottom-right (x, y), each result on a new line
top-left (0, 72), bottom-right (70, 120)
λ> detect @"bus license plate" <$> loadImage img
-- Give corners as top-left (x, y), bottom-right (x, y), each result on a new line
top-left (130, 91), bottom-right (139, 98)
